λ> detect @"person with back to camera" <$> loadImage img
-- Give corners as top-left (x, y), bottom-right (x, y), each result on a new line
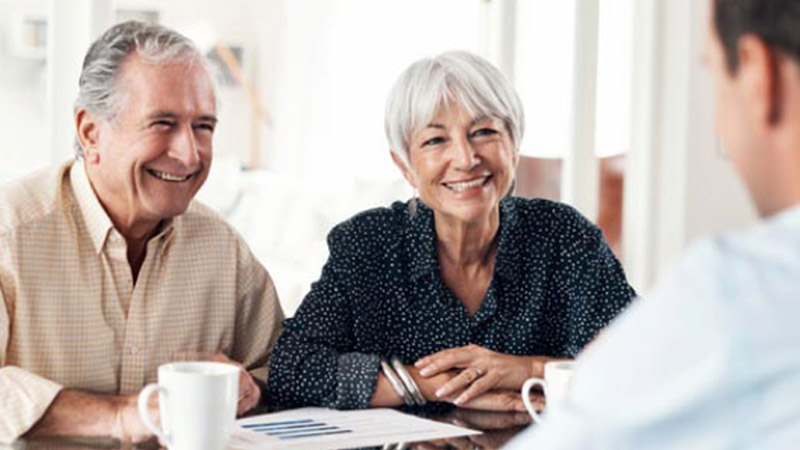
top-left (507, 0), bottom-right (800, 447)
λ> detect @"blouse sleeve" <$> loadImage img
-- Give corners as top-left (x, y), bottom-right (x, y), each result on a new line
top-left (267, 223), bottom-right (382, 409)
top-left (557, 215), bottom-right (637, 356)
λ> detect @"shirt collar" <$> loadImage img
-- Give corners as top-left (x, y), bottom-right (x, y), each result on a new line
top-left (407, 201), bottom-right (439, 281)
top-left (768, 204), bottom-right (800, 227)
top-left (406, 198), bottom-right (522, 282)
top-left (70, 160), bottom-right (115, 255)
top-left (70, 161), bottom-right (176, 255)
top-left (493, 199), bottom-right (523, 282)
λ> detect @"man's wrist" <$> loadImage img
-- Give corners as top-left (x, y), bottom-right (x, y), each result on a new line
top-left (110, 395), bottom-right (132, 440)
top-left (113, 394), bottom-right (148, 442)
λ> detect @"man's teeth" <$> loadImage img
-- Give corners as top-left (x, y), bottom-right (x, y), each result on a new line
top-left (148, 169), bottom-right (192, 182)
top-left (446, 177), bottom-right (488, 192)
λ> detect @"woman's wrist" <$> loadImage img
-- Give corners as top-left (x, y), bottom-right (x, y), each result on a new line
top-left (407, 366), bottom-right (439, 401)
top-left (521, 356), bottom-right (546, 385)
top-left (391, 357), bottom-right (426, 405)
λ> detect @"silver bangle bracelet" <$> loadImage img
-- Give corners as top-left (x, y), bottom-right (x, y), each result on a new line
top-left (391, 356), bottom-right (426, 406)
top-left (380, 358), bottom-right (414, 406)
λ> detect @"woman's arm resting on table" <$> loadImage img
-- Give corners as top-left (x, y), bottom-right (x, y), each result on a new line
top-left (415, 344), bottom-right (568, 405)
top-left (370, 363), bottom-right (532, 412)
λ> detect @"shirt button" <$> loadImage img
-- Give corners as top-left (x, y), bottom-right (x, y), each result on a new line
top-left (130, 346), bottom-right (138, 355)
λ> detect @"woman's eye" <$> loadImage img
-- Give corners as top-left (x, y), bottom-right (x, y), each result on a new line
top-left (472, 128), bottom-right (498, 138)
top-left (422, 136), bottom-right (445, 147)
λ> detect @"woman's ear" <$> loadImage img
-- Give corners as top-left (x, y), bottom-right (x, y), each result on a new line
top-left (390, 150), bottom-right (417, 189)
top-left (75, 109), bottom-right (101, 164)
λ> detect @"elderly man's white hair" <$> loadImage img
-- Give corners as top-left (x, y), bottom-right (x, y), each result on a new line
top-left (384, 51), bottom-right (525, 166)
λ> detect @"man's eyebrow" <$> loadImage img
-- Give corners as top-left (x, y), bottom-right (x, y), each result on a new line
top-left (146, 111), bottom-right (178, 120)
top-left (197, 114), bottom-right (218, 124)
top-left (145, 111), bottom-right (218, 124)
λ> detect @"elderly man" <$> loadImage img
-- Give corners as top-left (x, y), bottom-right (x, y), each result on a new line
top-left (507, 0), bottom-right (800, 448)
top-left (0, 21), bottom-right (283, 443)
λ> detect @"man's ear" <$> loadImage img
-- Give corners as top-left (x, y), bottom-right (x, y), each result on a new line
top-left (75, 109), bottom-right (101, 164)
top-left (737, 34), bottom-right (782, 129)
top-left (390, 150), bottom-right (417, 189)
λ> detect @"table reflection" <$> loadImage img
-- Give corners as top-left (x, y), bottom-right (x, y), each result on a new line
top-left (406, 408), bottom-right (532, 450)
top-left (10, 407), bottom-right (533, 450)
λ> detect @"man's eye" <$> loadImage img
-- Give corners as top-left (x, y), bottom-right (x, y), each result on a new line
top-left (151, 120), bottom-right (174, 129)
top-left (422, 137), bottom-right (445, 147)
top-left (194, 123), bottom-right (215, 133)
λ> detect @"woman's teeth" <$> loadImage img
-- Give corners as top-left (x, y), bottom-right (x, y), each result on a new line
top-left (445, 177), bottom-right (488, 192)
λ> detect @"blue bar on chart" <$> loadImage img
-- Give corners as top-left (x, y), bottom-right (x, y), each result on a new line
top-left (240, 419), bottom-right (354, 440)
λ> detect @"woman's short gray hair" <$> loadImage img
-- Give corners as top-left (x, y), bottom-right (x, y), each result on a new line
top-left (73, 20), bottom-right (211, 158)
top-left (384, 51), bottom-right (525, 165)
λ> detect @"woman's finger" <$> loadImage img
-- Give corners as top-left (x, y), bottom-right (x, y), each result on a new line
top-left (417, 347), bottom-right (478, 377)
top-left (436, 367), bottom-right (483, 398)
top-left (453, 373), bottom-right (498, 405)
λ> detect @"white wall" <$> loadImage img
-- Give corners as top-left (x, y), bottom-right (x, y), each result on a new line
top-left (0, 0), bottom-right (50, 181)
top-left (253, 0), bottom-right (485, 180)
top-left (624, 0), bottom-right (757, 291)
top-left (115, 0), bottom-right (264, 166)
top-left (48, 0), bottom-right (112, 162)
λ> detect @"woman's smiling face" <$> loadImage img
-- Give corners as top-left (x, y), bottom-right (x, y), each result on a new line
top-left (396, 101), bottom-right (518, 225)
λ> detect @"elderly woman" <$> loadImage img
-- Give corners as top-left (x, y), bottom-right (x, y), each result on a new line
top-left (268, 51), bottom-right (635, 411)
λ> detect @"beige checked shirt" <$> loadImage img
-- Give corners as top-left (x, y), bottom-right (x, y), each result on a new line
top-left (0, 161), bottom-right (284, 442)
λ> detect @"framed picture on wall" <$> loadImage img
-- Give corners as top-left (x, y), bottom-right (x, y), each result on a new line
top-left (206, 44), bottom-right (245, 87)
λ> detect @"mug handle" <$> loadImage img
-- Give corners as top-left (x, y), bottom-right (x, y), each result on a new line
top-left (138, 384), bottom-right (171, 446)
top-left (521, 378), bottom-right (546, 425)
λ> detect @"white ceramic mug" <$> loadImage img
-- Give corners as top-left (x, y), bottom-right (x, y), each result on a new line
top-left (521, 361), bottom-right (574, 424)
top-left (138, 362), bottom-right (239, 450)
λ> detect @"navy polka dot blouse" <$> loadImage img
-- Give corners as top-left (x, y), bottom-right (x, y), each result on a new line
top-left (267, 197), bottom-right (636, 410)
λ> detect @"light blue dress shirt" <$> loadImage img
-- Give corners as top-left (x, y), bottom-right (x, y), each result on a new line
top-left (507, 206), bottom-right (800, 449)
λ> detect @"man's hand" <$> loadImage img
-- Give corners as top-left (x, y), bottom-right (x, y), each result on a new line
top-left (26, 390), bottom-right (158, 444)
top-left (114, 393), bottom-right (159, 444)
top-left (209, 354), bottom-right (261, 415)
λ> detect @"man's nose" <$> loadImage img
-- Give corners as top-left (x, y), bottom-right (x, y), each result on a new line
top-left (170, 125), bottom-right (201, 168)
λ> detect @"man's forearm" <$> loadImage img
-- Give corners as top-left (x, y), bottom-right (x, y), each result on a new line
top-left (24, 390), bottom-right (133, 440)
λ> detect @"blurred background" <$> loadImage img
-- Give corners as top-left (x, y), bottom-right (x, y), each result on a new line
top-left (0, 0), bottom-right (756, 314)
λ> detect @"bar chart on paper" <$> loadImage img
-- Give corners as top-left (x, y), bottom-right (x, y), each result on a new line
top-left (240, 418), bottom-right (352, 440)
top-left (229, 407), bottom-right (480, 450)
